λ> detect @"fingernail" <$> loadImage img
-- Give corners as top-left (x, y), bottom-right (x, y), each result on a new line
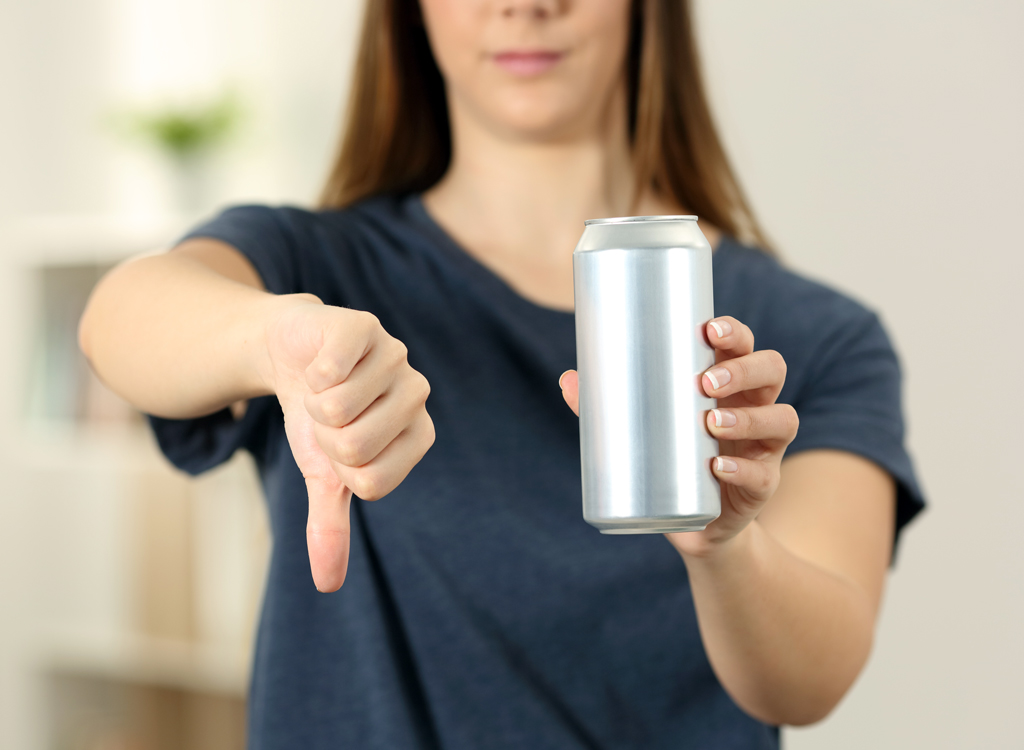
top-left (715, 456), bottom-right (738, 473)
top-left (559, 371), bottom-right (570, 390)
top-left (710, 408), bottom-right (736, 428)
top-left (704, 367), bottom-right (731, 391)
top-left (709, 319), bottom-right (732, 338)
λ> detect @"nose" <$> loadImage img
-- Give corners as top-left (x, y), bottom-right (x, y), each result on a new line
top-left (500, 0), bottom-right (560, 19)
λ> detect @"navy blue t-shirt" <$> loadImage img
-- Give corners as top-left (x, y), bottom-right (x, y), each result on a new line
top-left (148, 194), bottom-right (925, 749)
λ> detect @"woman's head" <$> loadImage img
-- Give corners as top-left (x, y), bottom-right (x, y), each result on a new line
top-left (320, 0), bottom-right (770, 250)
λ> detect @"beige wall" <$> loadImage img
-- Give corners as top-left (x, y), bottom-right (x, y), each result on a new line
top-left (696, 1), bottom-right (1024, 746)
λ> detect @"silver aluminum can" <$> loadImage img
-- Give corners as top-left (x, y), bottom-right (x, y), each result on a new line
top-left (573, 215), bottom-right (720, 533)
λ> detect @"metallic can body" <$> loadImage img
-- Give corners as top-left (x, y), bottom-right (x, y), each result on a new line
top-left (573, 216), bottom-right (720, 533)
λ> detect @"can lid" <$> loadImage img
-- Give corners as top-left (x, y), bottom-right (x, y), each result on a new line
top-left (584, 215), bottom-right (698, 226)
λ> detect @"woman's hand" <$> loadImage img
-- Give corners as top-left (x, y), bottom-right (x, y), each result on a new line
top-left (261, 295), bottom-right (435, 593)
top-left (558, 315), bottom-right (797, 558)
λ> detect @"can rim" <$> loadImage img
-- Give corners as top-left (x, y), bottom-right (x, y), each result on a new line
top-left (584, 215), bottom-right (698, 226)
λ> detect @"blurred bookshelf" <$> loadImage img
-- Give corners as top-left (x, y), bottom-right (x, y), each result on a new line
top-left (0, 215), bottom-right (269, 750)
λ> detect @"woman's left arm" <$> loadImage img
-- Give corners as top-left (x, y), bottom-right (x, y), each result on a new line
top-left (680, 450), bottom-right (894, 727)
top-left (559, 316), bottom-right (896, 727)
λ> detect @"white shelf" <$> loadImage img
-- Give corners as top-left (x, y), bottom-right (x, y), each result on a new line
top-left (0, 211), bottom-right (267, 750)
top-left (36, 624), bottom-right (250, 697)
top-left (0, 212), bottom-right (206, 266)
top-left (3, 420), bottom-right (167, 474)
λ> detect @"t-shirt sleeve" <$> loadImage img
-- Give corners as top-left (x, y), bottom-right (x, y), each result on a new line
top-left (145, 205), bottom-right (297, 475)
top-left (785, 309), bottom-right (926, 560)
top-left (176, 204), bottom-right (301, 295)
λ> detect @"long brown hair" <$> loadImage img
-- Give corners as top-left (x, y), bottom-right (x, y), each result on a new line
top-left (319, 0), bottom-right (771, 250)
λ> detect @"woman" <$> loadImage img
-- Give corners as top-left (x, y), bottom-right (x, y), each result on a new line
top-left (79, 0), bottom-right (925, 747)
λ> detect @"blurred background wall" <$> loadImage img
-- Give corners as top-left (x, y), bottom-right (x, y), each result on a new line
top-left (0, 0), bottom-right (1020, 747)
top-left (696, 3), bottom-right (1024, 747)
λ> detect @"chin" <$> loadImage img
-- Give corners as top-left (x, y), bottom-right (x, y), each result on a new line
top-left (487, 91), bottom-right (594, 142)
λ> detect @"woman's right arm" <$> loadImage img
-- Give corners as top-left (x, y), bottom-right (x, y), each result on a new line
top-left (79, 237), bottom-right (435, 593)
top-left (79, 238), bottom-right (311, 419)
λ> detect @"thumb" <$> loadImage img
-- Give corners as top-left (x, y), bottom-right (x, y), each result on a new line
top-left (559, 370), bottom-right (579, 416)
top-left (305, 474), bottom-right (353, 593)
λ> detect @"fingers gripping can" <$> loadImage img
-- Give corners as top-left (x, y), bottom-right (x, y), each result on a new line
top-left (573, 216), bottom-right (720, 533)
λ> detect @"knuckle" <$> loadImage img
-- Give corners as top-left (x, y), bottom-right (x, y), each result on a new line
top-left (782, 404), bottom-right (800, 436)
top-left (354, 309), bottom-right (380, 338)
top-left (767, 349), bottom-right (787, 378)
top-left (352, 468), bottom-right (383, 500)
top-left (321, 396), bottom-right (352, 426)
top-left (334, 433), bottom-right (367, 467)
top-left (389, 337), bottom-right (409, 366)
top-left (743, 408), bottom-right (762, 433)
top-left (414, 372), bottom-right (431, 403)
top-left (732, 357), bottom-right (750, 384)
top-left (423, 416), bottom-right (436, 449)
top-left (314, 357), bottom-right (340, 383)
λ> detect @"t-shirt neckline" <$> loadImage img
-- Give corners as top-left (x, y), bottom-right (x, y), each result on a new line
top-left (402, 193), bottom-right (577, 319)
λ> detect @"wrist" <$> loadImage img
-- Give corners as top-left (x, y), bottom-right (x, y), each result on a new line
top-left (253, 292), bottom-right (324, 396)
top-left (675, 521), bottom-right (761, 574)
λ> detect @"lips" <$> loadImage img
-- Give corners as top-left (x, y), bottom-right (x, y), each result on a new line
top-left (492, 51), bottom-right (564, 76)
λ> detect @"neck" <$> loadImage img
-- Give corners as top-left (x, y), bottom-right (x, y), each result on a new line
top-left (420, 84), bottom-right (719, 310)
top-left (424, 84), bottom-right (683, 263)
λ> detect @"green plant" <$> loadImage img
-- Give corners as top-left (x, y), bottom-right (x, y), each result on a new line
top-left (112, 91), bottom-right (243, 160)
